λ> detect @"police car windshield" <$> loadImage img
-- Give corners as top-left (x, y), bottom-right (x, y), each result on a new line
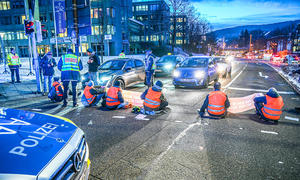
top-left (157, 56), bottom-right (176, 63)
top-left (214, 57), bottom-right (226, 63)
top-left (180, 58), bottom-right (208, 68)
top-left (100, 60), bottom-right (126, 70)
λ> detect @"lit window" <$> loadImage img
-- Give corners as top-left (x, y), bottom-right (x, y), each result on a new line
top-left (90, 9), bottom-right (93, 18)
top-left (94, 8), bottom-right (98, 18)
top-left (21, 15), bottom-right (26, 24)
top-left (176, 40), bottom-right (183, 44)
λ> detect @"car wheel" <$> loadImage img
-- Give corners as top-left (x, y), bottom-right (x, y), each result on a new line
top-left (204, 77), bottom-right (209, 88)
top-left (222, 71), bottom-right (227, 78)
top-left (115, 79), bottom-right (125, 89)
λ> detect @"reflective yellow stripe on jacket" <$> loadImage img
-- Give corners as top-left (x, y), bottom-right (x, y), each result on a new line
top-left (61, 54), bottom-right (80, 71)
top-left (7, 53), bottom-right (20, 66)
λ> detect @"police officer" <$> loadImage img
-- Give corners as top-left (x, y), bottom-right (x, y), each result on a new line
top-left (48, 77), bottom-right (64, 102)
top-left (58, 49), bottom-right (83, 107)
top-left (141, 80), bottom-right (168, 113)
top-left (81, 81), bottom-right (104, 107)
top-left (7, 48), bottom-right (21, 83)
top-left (119, 50), bottom-right (126, 58)
top-left (103, 81), bottom-right (128, 110)
top-left (144, 49), bottom-right (155, 87)
top-left (254, 87), bottom-right (284, 124)
top-left (199, 82), bottom-right (230, 118)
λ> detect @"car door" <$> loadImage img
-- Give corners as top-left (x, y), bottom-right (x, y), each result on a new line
top-left (208, 59), bottom-right (217, 80)
top-left (134, 59), bottom-right (145, 82)
top-left (123, 60), bottom-right (136, 85)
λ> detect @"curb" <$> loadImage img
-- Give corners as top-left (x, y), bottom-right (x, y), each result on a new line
top-left (266, 63), bottom-right (300, 95)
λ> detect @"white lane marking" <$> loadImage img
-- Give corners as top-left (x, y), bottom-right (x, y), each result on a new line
top-left (135, 114), bottom-right (149, 121)
top-left (291, 97), bottom-right (299, 100)
top-left (228, 87), bottom-right (295, 95)
top-left (260, 130), bottom-right (278, 135)
top-left (259, 72), bottom-right (269, 78)
top-left (112, 116), bottom-right (126, 119)
top-left (88, 120), bottom-right (93, 125)
top-left (56, 105), bottom-right (84, 116)
top-left (45, 105), bottom-right (63, 114)
top-left (31, 109), bottom-right (42, 111)
top-left (278, 161), bottom-right (284, 164)
top-left (150, 119), bottom-right (201, 167)
top-left (224, 63), bottom-right (247, 89)
top-left (239, 127), bottom-right (243, 130)
top-left (175, 121), bottom-right (182, 123)
top-left (285, 116), bottom-right (299, 121)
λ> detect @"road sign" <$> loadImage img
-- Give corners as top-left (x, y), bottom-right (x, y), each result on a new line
top-left (105, 35), bottom-right (112, 40)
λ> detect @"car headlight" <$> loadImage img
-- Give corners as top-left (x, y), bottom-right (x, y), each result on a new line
top-left (217, 65), bottom-right (226, 73)
top-left (164, 64), bottom-right (173, 70)
top-left (194, 71), bottom-right (205, 78)
top-left (226, 56), bottom-right (234, 62)
top-left (100, 76), bottom-right (111, 82)
top-left (173, 70), bottom-right (180, 78)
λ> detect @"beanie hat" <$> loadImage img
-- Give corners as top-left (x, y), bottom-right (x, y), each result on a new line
top-left (214, 82), bottom-right (221, 90)
top-left (114, 80), bottom-right (120, 87)
top-left (87, 81), bottom-right (94, 87)
top-left (87, 48), bottom-right (94, 53)
top-left (54, 77), bottom-right (59, 81)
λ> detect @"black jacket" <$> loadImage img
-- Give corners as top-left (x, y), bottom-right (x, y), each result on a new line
top-left (88, 54), bottom-right (100, 72)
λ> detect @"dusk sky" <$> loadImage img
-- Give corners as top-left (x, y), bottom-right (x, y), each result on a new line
top-left (191, 0), bottom-right (300, 30)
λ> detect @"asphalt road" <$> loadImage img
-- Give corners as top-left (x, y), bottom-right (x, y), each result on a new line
top-left (3, 59), bottom-right (300, 180)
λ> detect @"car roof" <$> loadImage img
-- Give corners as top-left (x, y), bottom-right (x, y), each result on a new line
top-left (107, 58), bottom-right (143, 62)
top-left (188, 56), bottom-right (211, 59)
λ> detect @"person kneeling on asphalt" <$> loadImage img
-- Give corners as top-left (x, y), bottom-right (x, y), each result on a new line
top-left (103, 81), bottom-right (128, 110)
top-left (198, 82), bottom-right (230, 118)
top-left (254, 87), bottom-right (284, 124)
top-left (81, 81), bottom-right (104, 107)
top-left (141, 80), bottom-right (168, 113)
top-left (48, 77), bottom-right (64, 102)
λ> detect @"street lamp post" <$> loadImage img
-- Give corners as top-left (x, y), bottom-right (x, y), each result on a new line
top-left (0, 33), bottom-right (9, 74)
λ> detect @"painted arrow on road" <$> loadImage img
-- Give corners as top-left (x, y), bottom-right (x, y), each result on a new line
top-left (259, 72), bottom-right (269, 79)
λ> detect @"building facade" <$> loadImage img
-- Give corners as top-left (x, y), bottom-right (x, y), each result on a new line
top-left (0, 0), bottom-right (133, 58)
top-left (291, 23), bottom-right (300, 55)
top-left (170, 15), bottom-right (188, 47)
top-left (132, 0), bottom-right (170, 46)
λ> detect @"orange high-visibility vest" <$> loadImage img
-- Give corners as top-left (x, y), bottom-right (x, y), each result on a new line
top-left (83, 86), bottom-right (96, 104)
top-left (52, 82), bottom-right (63, 97)
top-left (262, 95), bottom-right (284, 120)
top-left (106, 87), bottom-right (121, 106)
top-left (144, 88), bottom-right (161, 109)
top-left (207, 91), bottom-right (227, 115)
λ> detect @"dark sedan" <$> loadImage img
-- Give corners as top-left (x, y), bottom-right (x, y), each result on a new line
top-left (155, 55), bottom-right (185, 75)
top-left (82, 58), bottom-right (145, 89)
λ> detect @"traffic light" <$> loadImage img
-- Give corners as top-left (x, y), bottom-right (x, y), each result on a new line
top-left (24, 20), bottom-right (34, 35)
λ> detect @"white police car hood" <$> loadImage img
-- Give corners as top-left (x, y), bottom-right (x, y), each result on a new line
top-left (0, 108), bottom-right (78, 177)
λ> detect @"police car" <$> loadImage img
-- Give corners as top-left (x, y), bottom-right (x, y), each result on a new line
top-left (0, 107), bottom-right (90, 180)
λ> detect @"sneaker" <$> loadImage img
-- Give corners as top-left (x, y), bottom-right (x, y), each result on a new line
top-left (273, 120), bottom-right (278, 125)
top-left (73, 103), bottom-right (78, 107)
top-left (16, 81), bottom-right (21, 83)
top-left (62, 103), bottom-right (67, 107)
top-left (10, 81), bottom-right (15, 84)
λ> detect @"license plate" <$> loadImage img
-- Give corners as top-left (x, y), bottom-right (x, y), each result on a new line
top-left (181, 78), bottom-right (194, 82)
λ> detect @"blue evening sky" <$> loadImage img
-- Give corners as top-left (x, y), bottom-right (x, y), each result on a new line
top-left (191, 0), bottom-right (300, 30)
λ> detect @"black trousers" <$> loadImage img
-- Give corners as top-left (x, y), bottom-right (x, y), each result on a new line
top-left (9, 66), bottom-right (20, 82)
top-left (63, 81), bottom-right (78, 105)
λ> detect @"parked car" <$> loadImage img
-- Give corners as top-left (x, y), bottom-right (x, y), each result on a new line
top-left (213, 56), bottom-right (232, 78)
top-left (283, 54), bottom-right (299, 65)
top-left (0, 107), bottom-right (90, 180)
top-left (82, 58), bottom-right (145, 89)
top-left (270, 54), bottom-right (283, 63)
top-left (173, 56), bottom-right (219, 88)
top-left (155, 55), bottom-right (185, 75)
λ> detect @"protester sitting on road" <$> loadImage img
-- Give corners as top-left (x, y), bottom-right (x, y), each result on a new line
top-left (48, 77), bottom-right (64, 102)
top-left (81, 81), bottom-right (104, 107)
top-left (254, 87), bottom-right (284, 124)
top-left (198, 82), bottom-right (230, 118)
top-left (41, 51), bottom-right (56, 96)
top-left (7, 48), bottom-right (21, 83)
top-left (141, 80), bottom-right (168, 113)
top-left (87, 48), bottom-right (100, 85)
top-left (103, 81), bottom-right (128, 110)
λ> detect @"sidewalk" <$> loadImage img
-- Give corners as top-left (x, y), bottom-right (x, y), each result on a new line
top-left (0, 80), bottom-right (42, 103)
top-left (266, 62), bottom-right (300, 95)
